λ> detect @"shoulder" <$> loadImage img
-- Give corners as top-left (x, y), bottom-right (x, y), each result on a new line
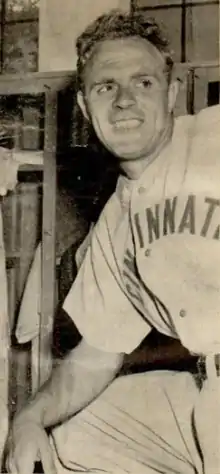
top-left (175, 105), bottom-right (220, 157)
top-left (193, 105), bottom-right (220, 156)
top-left (174, 104), bottom-right (220, 132)
top-left (195, 104), bottom-right (220, 131)
top-left (187, 105), bottom-right (220, 172)
top-left (176, 104), bottom-right (220, 138)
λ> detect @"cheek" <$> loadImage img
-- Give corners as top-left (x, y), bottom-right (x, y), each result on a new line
top-left (90, 112), bottom-right (112, 145)
top-left (139, 87), bottom-right (168, 110)
top-left (146, 95), bottom-right (168, 125)
top-left (90, 104), bottom-right (113, 136)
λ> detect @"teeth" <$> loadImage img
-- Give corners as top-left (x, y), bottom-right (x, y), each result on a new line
top-left (114, 119), bottom-right (141, 130)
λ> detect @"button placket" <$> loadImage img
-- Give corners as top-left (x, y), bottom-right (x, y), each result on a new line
top-left (129, 178), bottom-right (148, 255)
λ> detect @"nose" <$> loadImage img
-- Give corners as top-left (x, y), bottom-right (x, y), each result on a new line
top-left (113, 86), bottom-right (135, 109)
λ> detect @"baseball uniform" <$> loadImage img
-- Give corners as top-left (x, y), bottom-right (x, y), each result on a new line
top-left (51, 105), bottom-right (220, 473)
top-left (64, 105), bottom-right (220, 357)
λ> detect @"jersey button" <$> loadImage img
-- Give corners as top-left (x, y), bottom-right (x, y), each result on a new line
top-left (145, 249), bottom-right (151, 257)
top-left (138, 186), bottom-right (146, 195)
top-left (179, 309), bottom-right (187, 318)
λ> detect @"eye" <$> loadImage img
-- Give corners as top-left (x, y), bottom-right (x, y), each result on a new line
top-left (96, 83), bottom-right (115, 94)
top-left (136, 78), bottom-right (153, 89)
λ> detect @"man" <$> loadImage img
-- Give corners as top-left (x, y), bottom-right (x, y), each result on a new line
top-left (7, 9), bottom-right (220, 474)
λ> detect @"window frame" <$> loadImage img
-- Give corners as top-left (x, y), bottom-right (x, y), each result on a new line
top-left (132, 0), bottom-right (219, 63)
top-left (0, 0), bottom-right (39, 73)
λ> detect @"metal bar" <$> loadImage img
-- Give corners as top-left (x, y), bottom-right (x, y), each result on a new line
top-left (177, 60), bottom-right (219, 69)
top-left (137, 0), bottom-right (218, 11)
top-left (187, 68), bottom-right (195, 114)
top-left (38, 90), bottom-right (57, 389)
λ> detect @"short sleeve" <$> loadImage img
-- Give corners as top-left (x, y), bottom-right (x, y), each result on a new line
top-left (63, 212), bottom-right (150, 354)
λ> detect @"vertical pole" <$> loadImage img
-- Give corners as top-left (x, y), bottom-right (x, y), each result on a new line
top-left (186, 1), bottom-right (194, 61)
top-left (181, 0), bottom-right (186, 63)
top-left (39, 89), bottom-right (57, 389)
top-left (184, 1), bottom-right (194, 114)
top-left (0, 203), bottom-right (9, 467)
top-left (187, 68), bottom-right (195, 115)
top-left (0, 0), bottom-right (6, 73)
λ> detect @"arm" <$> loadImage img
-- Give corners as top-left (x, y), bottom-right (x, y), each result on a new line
top-left (15, 338), bottom-right (123, 429)
top-left (7, 339), bottom-right (123, 474)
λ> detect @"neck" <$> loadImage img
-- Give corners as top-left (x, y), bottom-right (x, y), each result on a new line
top-left (120, 118), bottom-right (174, 180)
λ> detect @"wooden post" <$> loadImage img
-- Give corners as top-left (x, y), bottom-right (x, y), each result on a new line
top-left (38, 89), bottom-right (57, 389)
top-left (0, 204), bottom-right (9, 467)
top-left (130, 0), bottom-right (136, 15)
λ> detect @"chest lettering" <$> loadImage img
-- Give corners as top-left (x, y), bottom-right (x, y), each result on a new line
top-left (134, 195), bottom-right (220, 249)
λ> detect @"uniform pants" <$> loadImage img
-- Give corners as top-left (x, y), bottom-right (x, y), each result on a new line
top-left (50, 371), bottom-right (205, 473)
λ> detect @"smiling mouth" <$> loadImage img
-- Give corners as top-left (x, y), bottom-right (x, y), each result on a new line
top-left (113, 119), bottom-right (143, 130)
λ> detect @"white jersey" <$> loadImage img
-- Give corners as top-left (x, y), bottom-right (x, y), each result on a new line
top-left (63, 105), bottom-right (220, 356)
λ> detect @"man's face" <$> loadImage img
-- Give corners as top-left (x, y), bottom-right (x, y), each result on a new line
top-left (78, 37), bottom-right (177, 161)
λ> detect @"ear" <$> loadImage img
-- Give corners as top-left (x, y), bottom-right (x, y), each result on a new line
top-left (77, 91), bottom-right (90, 121)
top-left (168, 80), bottom-right (179, 113)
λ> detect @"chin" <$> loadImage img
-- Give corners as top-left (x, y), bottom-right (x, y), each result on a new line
top-left (105, 132), bottom-right (152, 158)
top-left (107, 139), bottom-right (147, 159)
top-left (111, 148), bottom-right (145, 161)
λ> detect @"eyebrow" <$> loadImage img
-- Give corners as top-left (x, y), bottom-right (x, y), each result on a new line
top-left (90, 78), bottom-right (116, 89)
top-left (132, 72), bottom-right (161, 81)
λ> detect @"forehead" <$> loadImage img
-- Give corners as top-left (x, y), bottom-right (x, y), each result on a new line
top-left (83, 37), bottom-right (166, 86)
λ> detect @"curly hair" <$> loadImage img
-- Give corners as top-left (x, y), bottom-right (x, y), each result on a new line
top-left (76, 9), bottom-right (174, 91)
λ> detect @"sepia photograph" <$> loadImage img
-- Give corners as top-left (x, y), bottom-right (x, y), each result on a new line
top-left (0, 0), bottom-right (219, 472)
